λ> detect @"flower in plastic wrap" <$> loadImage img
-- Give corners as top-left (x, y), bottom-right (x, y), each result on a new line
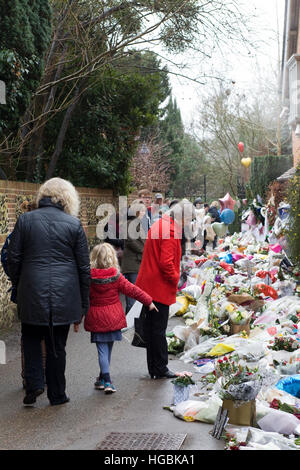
top-left (223, 380), bottom-right (261, 402)
top-left (229, 309), bottom-right (251, 325)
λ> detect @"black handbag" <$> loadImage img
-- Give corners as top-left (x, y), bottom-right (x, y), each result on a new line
top-left (131, 306), bottom-right (147, 348)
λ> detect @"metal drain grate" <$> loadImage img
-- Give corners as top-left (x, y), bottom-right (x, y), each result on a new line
top-left (96, 432), bottom-right (187, 450)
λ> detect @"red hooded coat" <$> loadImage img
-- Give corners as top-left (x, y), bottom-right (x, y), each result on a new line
top-left (136, 215), bottom-right (182, 306)
top-left (84, 267), bottom-right (152, 333)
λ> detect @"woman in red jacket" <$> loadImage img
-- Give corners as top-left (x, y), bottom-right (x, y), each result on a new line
top-left (136, 199), bottom-right (195, 379)
top-left (83, 243), bottom-right (157, 394)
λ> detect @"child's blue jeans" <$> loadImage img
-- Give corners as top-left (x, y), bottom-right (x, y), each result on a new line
top-left (96, 341), bottom-right (113, 383)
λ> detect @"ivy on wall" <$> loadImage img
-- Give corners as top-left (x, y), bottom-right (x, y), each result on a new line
top-left (287, 163), bottom-right (300, 267)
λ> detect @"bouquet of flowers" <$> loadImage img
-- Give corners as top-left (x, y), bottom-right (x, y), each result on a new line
top-left (215, 355), bottom-right (277, 403)
top-left (229, 307), bottom-right (252, 325)
top-left (166, 334), bottom-right (185, 355)
top-left (171, 371), bottom-right (195, 387)
top-left (268, 335), bottom-right (299, 352)
top-left (223, 432), bottom-right (247, 451)
top-left (270, 399), bottom-right (300, 420)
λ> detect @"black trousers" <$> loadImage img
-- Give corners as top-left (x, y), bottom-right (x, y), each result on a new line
top-left (21, 323), bottom-right (70, 405)
top-left (202, 230), bottom-right (217, 250)
top-left (144, 302), bottom-right (169, 377)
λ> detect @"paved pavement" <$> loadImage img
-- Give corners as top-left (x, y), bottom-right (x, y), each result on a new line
top-left (0, 317), bottom-right (224, 451)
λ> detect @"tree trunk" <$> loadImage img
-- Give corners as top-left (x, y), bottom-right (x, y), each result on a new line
top-left (45, 87), bottom-right (80, 180)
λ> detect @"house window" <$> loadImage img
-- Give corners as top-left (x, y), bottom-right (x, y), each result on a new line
top-left (287, 54), bottom-right (300, 127)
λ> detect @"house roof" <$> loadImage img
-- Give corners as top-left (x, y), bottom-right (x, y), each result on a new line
top-left (277, 166), bottom-right (296, 181)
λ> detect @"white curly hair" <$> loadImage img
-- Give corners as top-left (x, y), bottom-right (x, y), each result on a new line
top-left (36, 177), bottom-right (80, 217)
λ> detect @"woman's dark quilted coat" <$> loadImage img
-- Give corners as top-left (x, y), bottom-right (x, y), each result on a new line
top-left (7, 198), bottom-right (91, 326)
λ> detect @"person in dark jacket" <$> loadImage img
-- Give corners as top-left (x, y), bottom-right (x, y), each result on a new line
top-left (121, 200), bottom-right (147, 314)
top-left (208, 201), bottom-right (221, 223)
top-left (8, 177), bottom-right (91, 406)
top-left (205, 201), bottom-right (221, 250)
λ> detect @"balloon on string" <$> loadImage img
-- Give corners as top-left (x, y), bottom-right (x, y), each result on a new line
top-left (238, 142), bottom-right (244, 153)
top-left (241, 157), bottom-right (252, 168)
top-left (220, 209), bottom-right (235, 225)
top-left (219, 193), bottom-right (236, 212)
top-left (212, 222), bottom-right (228, 238)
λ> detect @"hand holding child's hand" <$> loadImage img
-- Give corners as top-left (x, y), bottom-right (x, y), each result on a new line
top-left (74, 323), bottom-right (80, 333)
top-left (149, 302), bottom-right (158, 312)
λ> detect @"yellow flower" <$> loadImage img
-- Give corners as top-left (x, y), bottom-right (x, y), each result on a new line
top-left (226, 304), bottom-right (235, 313)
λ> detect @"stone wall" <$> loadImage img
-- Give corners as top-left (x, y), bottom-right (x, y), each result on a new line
top-left (0, 180), bottom-right (114, 329)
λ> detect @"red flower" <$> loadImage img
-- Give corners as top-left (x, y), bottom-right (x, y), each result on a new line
top-left (218, 359), bottom-right (223, 363)
top-left (223, 357), bottom-right (228, 362)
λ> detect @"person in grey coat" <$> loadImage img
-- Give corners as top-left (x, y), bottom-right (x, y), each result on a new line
top-left (8, 177), bottom-right (91, 406)
top-left (121, 201), bottom-right (146, 314)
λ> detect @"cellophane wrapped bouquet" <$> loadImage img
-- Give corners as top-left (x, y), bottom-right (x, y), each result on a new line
top-left (214, 355), bottom-right (278, 405)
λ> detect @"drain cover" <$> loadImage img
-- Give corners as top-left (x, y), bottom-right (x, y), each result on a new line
top-left (96, 432), bottom-right (187, 450)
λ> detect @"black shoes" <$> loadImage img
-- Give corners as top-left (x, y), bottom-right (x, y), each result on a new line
top-left (151, 370), bottom-right (177, 379)
top-left (23, 388), bottom-right (44, 406)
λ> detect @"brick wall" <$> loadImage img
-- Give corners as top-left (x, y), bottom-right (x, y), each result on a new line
top-left (292, 129), bottom-right (300, 166)
top-left (0, 180), bottom-right (115, 329)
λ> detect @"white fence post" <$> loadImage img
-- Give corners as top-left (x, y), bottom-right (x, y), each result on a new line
top-left (0, 80), bottom-right (6, 104)
top-left (0, 340), bottom-right (6, 364)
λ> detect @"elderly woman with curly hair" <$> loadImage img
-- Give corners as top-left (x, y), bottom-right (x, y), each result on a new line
top-left (8, 178), bottom-right (91, 406)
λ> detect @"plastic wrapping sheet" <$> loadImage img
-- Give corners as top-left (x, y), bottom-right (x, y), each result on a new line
top-left (173, 396), bottom-right (222, 423)
top-left (258, 387), bottom-right (300, 408)
top-left (182, 285), bottom-right (202, 301)
top-left (253, 296), bottom-right (300, 325)
top-left (257, 406), bottom-right (300, 435)
top-left (244, 427), bottom-right (300, 450)
top-left (180, 337), bottom-right (224, 363)
top-left (224, 274), bottom-right (250, 288)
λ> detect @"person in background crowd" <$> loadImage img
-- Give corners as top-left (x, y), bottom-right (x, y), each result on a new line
top-left (83, 243), bottom-right (157, 394)
top-left (121, 200), bottom-right (147, 314)
top-left (104, 210), bottom-right (125, 262)
top-left (208, 201), bottom-right (221, 223)
top-left (8, 178), bottom-right (90, 407)
top-left (193, 197), bottom-right (203, 210)
top-left (138, 188), bottom-right (152, 231)
top-left (163, 198), bottom-right (171, 210)
top-left (136, 199), bottom-right (195, 379)
top-left (151, 193), bottom-right (167, 223)
top-left (192, 200), bottom-right (208, 253)
top-left (207, 200), bottom-right (221, 250)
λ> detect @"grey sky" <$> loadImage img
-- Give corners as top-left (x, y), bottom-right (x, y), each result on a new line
top-left (162, 0), bottom-right (285, 126)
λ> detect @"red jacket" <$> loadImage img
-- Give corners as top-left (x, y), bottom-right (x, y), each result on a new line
top-left (136, 215), bottom-right (182, 306)
top-left (84, 267), bottom-right (152, 333)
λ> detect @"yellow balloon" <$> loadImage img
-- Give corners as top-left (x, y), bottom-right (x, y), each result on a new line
top-left (241, 157), bottom-right (252, 168)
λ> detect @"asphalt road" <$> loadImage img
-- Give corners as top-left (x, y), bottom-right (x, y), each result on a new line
top-left (0, 316), bottom-right (224, 451)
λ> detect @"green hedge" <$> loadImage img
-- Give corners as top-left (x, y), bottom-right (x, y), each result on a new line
top-left (287, 164), bottom-right (300, 267)
top-left (249, 155), bottom-right (293, 200)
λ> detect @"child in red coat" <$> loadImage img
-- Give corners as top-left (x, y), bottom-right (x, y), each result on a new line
top-left (83, 243), bottom-right (156, 394)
